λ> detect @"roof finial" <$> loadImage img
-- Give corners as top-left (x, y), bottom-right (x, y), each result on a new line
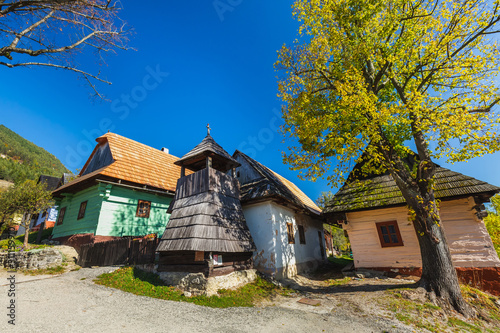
top-left (207, 123), bottom-right (211, 136)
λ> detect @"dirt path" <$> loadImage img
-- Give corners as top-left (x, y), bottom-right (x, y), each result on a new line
top-left (0, 266), bottom-right (418, 333)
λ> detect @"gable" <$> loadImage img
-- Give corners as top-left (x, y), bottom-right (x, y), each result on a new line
top-left (233, 151), bottom-right (321, 215)
top-left (81, 142), bottom-right (113, 176)
top-left (234, 154), bottom-right (263, 185)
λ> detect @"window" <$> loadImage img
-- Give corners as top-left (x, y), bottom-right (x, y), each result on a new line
top-left (57, 207), bottom-right (66, 226)
top-left (287, 223), bottom-right (295, 244)
top-left (376, 221), bottom-right (403, 247)
top-left (77, 201), bottom-right (87, 220)
top-left (136, 200), bottom-right (151, 218)
top-left (298, 225), bottom-right (306, 244)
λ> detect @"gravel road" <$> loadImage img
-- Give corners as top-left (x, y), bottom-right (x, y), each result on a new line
top-left (0, 267), bottom-right (414, 333)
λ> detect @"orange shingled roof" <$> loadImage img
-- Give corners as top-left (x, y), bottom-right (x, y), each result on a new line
top-left (55, 133), bottom-right (185, 194)
top-left (270, 170), bottom-right (322, 214)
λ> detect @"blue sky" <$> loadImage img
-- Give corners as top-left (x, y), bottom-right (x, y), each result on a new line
top-left (1, 1), bottom-right (499, 202)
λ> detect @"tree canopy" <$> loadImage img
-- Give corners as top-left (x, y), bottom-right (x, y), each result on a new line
top-left (277, 0), bottom-right (500, 187)
top-left (276, 0), bottom-right (500, 316)
top-left (0, 179), bottom-right (53, 247)
top-left (0, 125), bottom-right (69, 184)
top-left (485, 194), bottom-right (500, 257)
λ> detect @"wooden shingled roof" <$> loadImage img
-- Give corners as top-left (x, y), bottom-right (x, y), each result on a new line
top-left (324, 167), bottom-right (500, 214)
top-left (175, 134), bottom-right (240, 172)
top-left (53, 133), bottom-right (184, 195)
top-left (234, 151), bottom-right (322, 215)
top-left (157, 162), bottom-right (255, 253)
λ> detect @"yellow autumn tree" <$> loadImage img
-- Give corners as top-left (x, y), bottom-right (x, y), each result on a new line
top-left (276, 0), bottom-right (500, 316)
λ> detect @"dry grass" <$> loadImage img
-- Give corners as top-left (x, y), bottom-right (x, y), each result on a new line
top-left (379, 285), bottom-right (500, 332)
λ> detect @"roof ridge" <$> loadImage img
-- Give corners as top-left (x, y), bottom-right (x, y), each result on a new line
top-left (234, 150), bottom-right (321, 214)
top-left (103, 132), bottom-right (181, 160)
top-left (325, 165), bottom-right (500, 213)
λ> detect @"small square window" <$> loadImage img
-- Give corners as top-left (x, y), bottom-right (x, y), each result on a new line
top-left (57, 207), bottom-right (66, 226)
top-left (287, 223), bottom-right (295, 244)
top-left (77, 201), bottom-right (87, 220)
top-left (298, 225), bottom-right (306, 244)
top-left (136, 200), bottom-right (151, 218)
top-left (376, 221), bottom-right (403, 247)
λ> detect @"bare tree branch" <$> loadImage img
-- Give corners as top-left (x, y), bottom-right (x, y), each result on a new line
top-left (0, 0), bottom-right (130, 98)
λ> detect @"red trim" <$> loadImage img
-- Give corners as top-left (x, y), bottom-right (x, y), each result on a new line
top-left (363, 266), bottom-right (500, 296)
top-left (375, 221), bottom-right (404, 247)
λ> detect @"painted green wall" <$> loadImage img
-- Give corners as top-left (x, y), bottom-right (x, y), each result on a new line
top-left (96, 185), bottom-right (172, 237)
top-left (52, 185), bottom-right (102, 239)
top-left (52, 183), bottom-right (173, 239)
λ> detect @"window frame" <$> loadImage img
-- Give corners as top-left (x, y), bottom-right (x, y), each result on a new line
top-left (77, 201), bottom-right (87, 220)
top-left (286, 222), bottom-right (295, 244)
top-left (57, 207), bottom-right (66, 226)
top-left (136, 200), bottom-right (151, 218)
top-left (298, 225), bottom-right (306, 244)
top-left (375, 220), bottom-right (404, 248)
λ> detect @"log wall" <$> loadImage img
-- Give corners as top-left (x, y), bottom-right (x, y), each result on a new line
top-left (344, 196), bottom-right (500, 269)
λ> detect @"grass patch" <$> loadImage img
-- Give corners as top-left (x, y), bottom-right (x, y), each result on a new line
top-left (447, 318), bottom-right (482, 333)
top-left (20, 265), bottom-right (66, 275)
top-left (327, 255), bottom-right (353, 269)
top-left (461, 285), bottom-right (500, 324)
top-left (94, 266), bottom-right (292, 308)
top-left (384, 286), bottom-right (500, 333)
top-left (326, 276), bottom-right (352, 287)
top-left (0, 227), bottom-right (54, 251)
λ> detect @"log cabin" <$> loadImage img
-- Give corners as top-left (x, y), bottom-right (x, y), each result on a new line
top-left (323, 161), bottom-right (500, 295)
top-left (51, 133), bottom-right (184, 246)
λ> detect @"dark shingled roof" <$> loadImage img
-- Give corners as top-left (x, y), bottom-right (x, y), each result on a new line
top-left (234, 151), bottom-right (321, 215)
top-left (38, 175), bottom-right (61, 191)
top-left (324, 167), bottom-right (500, 214)
top-left (175, 134), bottom-right (240, 172)
top-left (157, 167), bottom-right (256, 253)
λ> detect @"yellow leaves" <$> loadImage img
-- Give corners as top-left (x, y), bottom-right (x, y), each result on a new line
top-left (277, 0), bottom-right (500, 186)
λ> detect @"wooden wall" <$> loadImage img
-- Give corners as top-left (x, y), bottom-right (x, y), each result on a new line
top-left (52, 185), bottom-right (102, 239)
top-left (157, 251), bottom-right (253, 277)
top-left (97, 185), bottom-right (172, 237)
top-left (52, 184), bottom-right (173, 239)
top-left (345, 197), bottom-right (500, 269)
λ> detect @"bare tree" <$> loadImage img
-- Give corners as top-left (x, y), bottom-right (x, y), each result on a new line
top-left (0, 0), bottom-right (130, 97)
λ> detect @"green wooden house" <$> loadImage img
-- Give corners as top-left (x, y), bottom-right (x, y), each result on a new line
top-left (51, 133), bottom-right (184, 241)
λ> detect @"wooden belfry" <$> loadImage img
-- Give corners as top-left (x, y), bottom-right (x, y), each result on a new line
top-left (156, 125), bottom-right (255, 277)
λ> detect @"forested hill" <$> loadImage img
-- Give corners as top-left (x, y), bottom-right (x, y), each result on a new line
top-left (0, 125), bottom-right (69, 183)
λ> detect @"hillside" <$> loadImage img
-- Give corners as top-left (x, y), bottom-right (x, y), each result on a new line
top-left (0, 125), bottom-right (69, 183)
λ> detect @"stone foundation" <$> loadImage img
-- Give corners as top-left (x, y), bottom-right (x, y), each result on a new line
top-left (0, 248), bottom-right (63, 270)
top-left (158, 269), bottom-right (257, 296)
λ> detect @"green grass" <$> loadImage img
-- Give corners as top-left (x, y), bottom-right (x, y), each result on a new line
top-left (94, 266), bottom-right (292, 308)
top-left (327, 255), bottom-right (353, 269)
top-left (0, 227), bottom-right (54, 251)
top-left (20, 265), bottom-right (65, 275)
top-left (327, 276), bottom-right (352, 287)
top-left (385, 286), bottom-right (500, 333)
top-left (447, 318), bottom-right (483, 333)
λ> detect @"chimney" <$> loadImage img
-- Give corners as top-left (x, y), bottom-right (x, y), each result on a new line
top-left (161, 147), bottom-right (169, 154)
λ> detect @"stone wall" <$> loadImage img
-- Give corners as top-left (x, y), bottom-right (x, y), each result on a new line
top-left (0, 248), bottom-right (63, 270)
top-left (157, 269), bottom-right (257, 296)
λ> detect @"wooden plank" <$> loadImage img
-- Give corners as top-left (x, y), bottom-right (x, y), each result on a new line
top-left (195, 251), bottom-right (204, 262)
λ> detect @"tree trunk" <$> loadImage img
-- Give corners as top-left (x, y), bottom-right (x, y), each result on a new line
top-left (400, 185), bottom-right (474, 317)
top-left (23, 213), bottom-right (31, 249)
